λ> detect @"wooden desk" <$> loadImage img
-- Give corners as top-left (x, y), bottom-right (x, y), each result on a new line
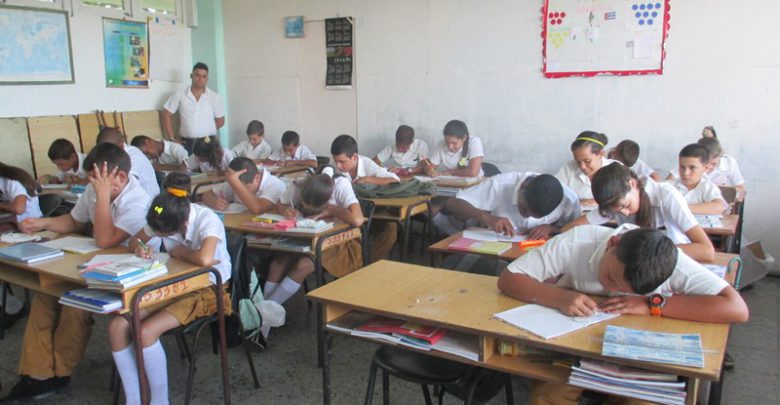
top-left (309, 261), bottom-right (731, 405)
top-left (367, 195), bottom-right (432, 261)
top-left (267, 164), bottom-right (310, 178)
top-left (428, 231), bottom-right (528, 266)
top-left (702, 214), bottom-right (739, 254)
top-left (190, 173), bottom-right (225, 200)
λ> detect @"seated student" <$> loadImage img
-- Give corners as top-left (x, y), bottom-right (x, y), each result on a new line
top-left (497, 225), bottom-right (749, 405)
top-left (264, 167), bottom-right (364, 307)
top-left (441, 173), bottom-right (581, 240)
top-left (608, 139), bottom-right (661, 182)
top-left (331, 134), bottom-right (400, 185)
top-left (668, 144), bottom-right (728, 215)
top-left (564, 162), bottom-right (714, 261)
top-left (697, 137), bottom-right (745, 194)
top-left (189, 135), bottom-right (236, 173)
top-left (96, 127), bottom-right (161, 196)
top-left (231, 120), bottom-right (273, 162)
top-left (556, 131), bottom-right (617, 205)
top-left (202, 157), bottom-right (286, 215)
top-left (6, 143), bottom-right (153, 401)
top-left (0, 163), bottom-right (43, 224)
top-left (425, 120), bottom-right (484, 177)
top-left (45, 138), bottom-right (88, 185)
top-left (130, 135), bottom-right (190, 171)
top-left (265, 130), bottom-right (318, 168)
top-left (110, 173), bottom-right (231, 405)
top-left (372, 125), bottom-right (430, 176)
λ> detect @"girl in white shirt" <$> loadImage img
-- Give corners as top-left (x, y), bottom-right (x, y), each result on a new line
top-left (0, 163), bottom-right (42, 224)
top-left (425, 120), bottom-right (484, 177)
top-left (555, 131), bottom-right (617, 204)
top-left (191, 135), bottom-right (235, 173)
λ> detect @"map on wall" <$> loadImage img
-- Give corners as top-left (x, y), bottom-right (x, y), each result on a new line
top-left (542, 0), bottom-right (670, 78)
top-left (0, 5), bottom-right (74, 85)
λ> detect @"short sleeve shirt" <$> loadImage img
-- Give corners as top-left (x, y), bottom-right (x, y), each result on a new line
top-left (211, 167), bottom-right (287, 204)
top-left (231, 139), bottom-right (273, 161)
top-left (429, 137), bottom-right (485, 175)
top-left (668, 178), bottom-right (726, 207)
top-left (630, 158), bottom-right (655, 181)
top-left (706, 154), bottom-right (745, 187)
top-left (125, 145), bottom-right (161, 196)
top-left (56, 153), bottom-right (88, 181)
top-left (555, 158), bottom-right (619, 200)
top-left (163, 86), bottom-right (225, 139)
top-left (347, 155), bottom-right (400, 182)
top-left (0, 178), bottom-right (42, 222)
top-left (270, 144), bottom-right (317, 162)
top-left (70, 176), bottom-right (151, 237)
top-left (159, 141), bottom-right (190, 165)
top-left (376, 139), bottom-right (430, 169)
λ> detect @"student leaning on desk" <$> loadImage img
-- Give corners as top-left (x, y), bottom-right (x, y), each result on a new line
top-left (497, 224), bottom-right (749, 405)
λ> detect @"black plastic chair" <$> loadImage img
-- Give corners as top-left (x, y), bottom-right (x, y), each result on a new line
top-left (481, 162), bottom-right (501, 177)
top-left (38, 193), bottom-right (63, 217)
top-left (364, 346), bottom-right (513, 405)
top-left (359, 198), bottom-right (377, 266)
top-left (316, 156), bottom-right (331, 169)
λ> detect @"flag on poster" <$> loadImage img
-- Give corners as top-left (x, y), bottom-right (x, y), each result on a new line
top-left (325, 17), bottom-right (353, 89)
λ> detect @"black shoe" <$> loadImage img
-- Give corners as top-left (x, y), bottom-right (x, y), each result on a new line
top-left (724, 353), bottom-right (736, 370)
top-left (0, 308), bottom-right (28, 330)
top-left (0, 375), bottom-right (69, 402)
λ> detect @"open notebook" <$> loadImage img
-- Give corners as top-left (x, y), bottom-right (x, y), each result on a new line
top-left (494, 304), bottom-right (619, 340)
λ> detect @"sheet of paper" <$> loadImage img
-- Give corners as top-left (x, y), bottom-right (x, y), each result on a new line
top-left (41, 236), bottom-right (100, 254)
top-left (494, 304), bottom-right (619, 340)
top-left (84, 253), bottom-right (169, 266)
top-left (694, 214), bottom-right (723, 228)
top-left (633, 32), bottom-right (656, 59)
top-left (462, 228), bottom-right (527, 243)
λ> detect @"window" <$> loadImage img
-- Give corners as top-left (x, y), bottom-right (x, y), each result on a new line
top-left (140, 0), bottom-right (175, 15)
top-left (81, 0), bottom-right (123, 10)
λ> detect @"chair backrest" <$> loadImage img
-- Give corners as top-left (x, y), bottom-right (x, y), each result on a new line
top-left (28, 115), bottom-right (81, 179)
top-left (38, 194), bottom-right (63, 217)
top-left (719, 185), bottom-right (738, 204)
top-left (316, 156), bottom-right (330, 168)
top-left (482, 162), bottom-right (501, 177)
top-left (358, 198), bottom-right (376, 266)
top-left (225, 231), bottom-right (249, 307)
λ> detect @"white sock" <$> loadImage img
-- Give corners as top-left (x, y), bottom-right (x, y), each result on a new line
top-left (143, 340), bottom-right (169, 405)
top-left (2, 294), bottom-right (23, 314)
top-left (263, 281), bottom-right (279, 299)
top-left (266, 277), bottom-right (300, 305)
top-left (112, 345), bottom-right (141, 405)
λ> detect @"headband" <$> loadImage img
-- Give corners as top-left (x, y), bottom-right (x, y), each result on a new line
top-left (575, 136), bottom-right (605, 147)
top-left (166, 187), bottom-right (188, 198)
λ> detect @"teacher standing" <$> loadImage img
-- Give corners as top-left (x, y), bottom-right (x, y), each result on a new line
top-left (161, 62), bottom-right (225, 153)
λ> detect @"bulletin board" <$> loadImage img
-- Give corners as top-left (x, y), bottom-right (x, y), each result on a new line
top-left (542, 0), bottom-right (670, 78)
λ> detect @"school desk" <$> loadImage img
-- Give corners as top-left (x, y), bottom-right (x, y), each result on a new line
top-left (309, 260), bottom-right (732, 405)
top-left (365, 195), bottom-right (432, 261)
top-left (701, 214), bottom-right (740, 254)
top-left (190, 172), bottom-right (226, 199)
top-left (266, 163), bottom-right (310, 178)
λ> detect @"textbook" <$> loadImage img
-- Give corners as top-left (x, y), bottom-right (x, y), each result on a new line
top-left (41, 236), bottom-right (101, 254)
top-left (569, 360), bottom-right (686, 405)
top-left (493, 304), bottom-right (619, 340)
top-left (357, 316), bottom-right (448, 345)
top-left (59, 288), bottom-right (122, 313)
top-left (82, 253), bottom-right (169, 277)
top-left (83, 266), bottom-right (169, 290)
top-left (601, 325), bottom-right (704, 368)
top-left (0, 242), bottom-right (64, 264)
top-left (448, 237), bottom-right (512, 256)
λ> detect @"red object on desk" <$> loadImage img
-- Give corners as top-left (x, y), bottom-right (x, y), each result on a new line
top-left (519, 239), bottom-right (546, 248)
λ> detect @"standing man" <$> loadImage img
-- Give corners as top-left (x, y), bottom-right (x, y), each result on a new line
top-left (161, 62), bottom-right (225, 153)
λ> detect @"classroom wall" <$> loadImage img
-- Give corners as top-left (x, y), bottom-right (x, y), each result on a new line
top-left (226, 0), bottom-right (780, 260)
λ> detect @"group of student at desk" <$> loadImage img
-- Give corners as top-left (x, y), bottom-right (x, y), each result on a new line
top-left (0, 119), bottom-right (749, 404)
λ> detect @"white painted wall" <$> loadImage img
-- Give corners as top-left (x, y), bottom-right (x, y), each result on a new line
top-left (0, 3), bottom-right (193, 118)
top-left (224, 0), bottom-right (779, 259)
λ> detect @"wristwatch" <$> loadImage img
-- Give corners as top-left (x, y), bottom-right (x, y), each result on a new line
top-left (649, 294), bottom-right (666, 317)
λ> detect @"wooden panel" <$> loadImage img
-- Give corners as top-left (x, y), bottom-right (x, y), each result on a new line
top-left (27, 115), bottom-right (80, 179)
top-left (122, 110), bottom-right (164, 140)
top-left (0, 118), bottom-right (34, 175)
top-left (78, 111), bottom-right (126, 152)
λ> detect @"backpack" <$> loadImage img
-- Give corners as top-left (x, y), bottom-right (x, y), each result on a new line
top-left (353, 179), bottom-right (436, 198)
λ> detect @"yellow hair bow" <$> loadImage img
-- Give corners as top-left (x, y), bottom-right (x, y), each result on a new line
top-left (153, 206), bottom-right (164, 215)
top-left (166, 187), bottom-right (188, 198)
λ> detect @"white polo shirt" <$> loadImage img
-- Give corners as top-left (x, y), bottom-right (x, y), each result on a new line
top-left (506, 224), bottom-right (729, 297)
top-left (429, 137), bottom-right (485, 175)
top-left (0, 178), bottom-right (42, 222)
top-left (159, 140), bottom-right (190, 166)
top-left (125, 144), bottom-right (161, 196)
top-left (455, 172), bottom-right (582, 231)
top-left (706, 154), bottom-right (745, 187)
top-left (211, 167), bottom-right (286, 204)
top-left (668, 178), bottom-right (727, 208)
top-left (586, 179), bottom-right (698, 244)
top-left (630, 158), bottom-right (655, 181)
top-left (555, 158), bottom-right (619, 200)
top-left (281, 176), bottom-right (358, 209)
top-left (270, 144), bottom-right (318, 162)
top-left (188, 149), bottom-right (236, 173)
top-left (163, 86), bottom-right (225, 139)
top-left (56, 153), bottom-right (88, 182)
top-left (70, 176), bottom-right (151, 238)
top-left (231, 139), bottom-right (273, 161)
top-left (376, 139), bottom-right (430, 169)
top-left (344, 155), bottom-right (400, 182)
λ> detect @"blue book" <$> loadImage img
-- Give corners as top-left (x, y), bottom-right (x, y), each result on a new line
top-left (0, 242), bottom-right (64, 264)
top-left (59, 288), bottom-right (122, 313)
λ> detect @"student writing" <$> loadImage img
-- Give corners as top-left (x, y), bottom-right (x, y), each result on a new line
top-left (331, 134), bottom-right (400, 185)
top-left (425, 119), bottom-right (484, 177)
top-left (130, 135), bottom-right (190, 171)
top-left (189, 135), bottom-right (236, 173)
top-left (231, 120), bottom-right (273, 162)
top-left (265, 130), bottom-right (318, 168)
top-left (202, 157), bottom-right (286, 215)
top-left (44, 138), bottom-right (88, 185)
top-left (372, 125), bottom-right (429, 176)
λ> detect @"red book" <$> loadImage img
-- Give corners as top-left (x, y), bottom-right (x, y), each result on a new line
top-left (357, 317), bottom-right (447, 344)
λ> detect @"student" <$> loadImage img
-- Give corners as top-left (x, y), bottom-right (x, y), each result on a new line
top-left (45, 138), bottom-right (88, 185)
top-left (109, 173), bottom-right (231, 405)
top-left (265, 130), bottom-right (318, 168)
top-left (6, 143), bottom-right (152, 401)
top-left (189, 135), bottom-right (236, 173)
top-left (443, 173), bottom-right (581, 240)
top-left (96, 127), bottom-right (161, 196)
top-left (130, 135), bottom-right (190, 170)
top-left (564, 162), bottom-right (714, 261)
top-left (231, 120), bottom-right (273, 162)
top-left (668, 144), bottom-right (728, 215)
top-left (697, 137), bottom-right (745, 194)
top-left (331, 134), bottom-right (400, 185)
top-left (372, 125), bottom-right (430, 175)
top-left (0, 162), bottom-right (43, 223)
top-left (702, 125), bottom-right (717, 138)
top-left (202, 157), bottom-right (286, 215)
top-left (496, 225), bottom-right (748, 405)
top-left (264, 167), bottom-right (364, 306)
top-left (608, 139), bottom-right (661, 182)
top-left (425, 120), bottom-right (484, 177)
top-left (555, 131), bottom-right (617, 204)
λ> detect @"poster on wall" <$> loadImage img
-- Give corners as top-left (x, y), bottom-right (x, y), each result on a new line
top-left (325, 17), bottom-right (353, 89)
top-left (0, 5), bottom-right (74, 85)
top-left (102, 18), bottom-right (149, 88)
top-left (542, 0), bottom-right (670, 78)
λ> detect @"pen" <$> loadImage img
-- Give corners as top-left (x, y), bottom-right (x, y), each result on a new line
top-left (138, 238), bottom-right (150, 253)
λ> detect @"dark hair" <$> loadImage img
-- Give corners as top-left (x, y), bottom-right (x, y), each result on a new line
top-left (697, 137), bottom-right (723, 159)
top-left (82, 143), bottom-right (132, 176)
top-left (570, 131), bottom-right (608, 154)
top-left (96, 127), bottom-right (126, 146)
top-left (330, 134), bottom-right (358, 157)
top-left (147, 173), bottom-right (191, 234)
top-left (130, 135), bottom-right (153, 148)
top-left (522, 174), bottom-right (563, 217)
top-left (47, 138), bottom-right (78, 161)
top-left (592, 162), bottom-right (653, 228)
top-left (614, 140), bottom-right (640, 167)
top-left (193, 136), bottom-right (224, 171)
top-left (702, 125), bottom-right (717, 138)
top-left (246, 120), bottom-right (264, 136)
top-left (616, 228), bottom-right (678, 294)
top-left (228, 157), bottom-right (259, 184)
top-left (443, 119), bottom-right (470, 161)
top-left (0, 163), bottom-right (37, 197)
top-left (281, 130), bottom-right (300, 146)
top-left (679, 143), bottom-right (709, 165)
top-left (395, 125), bottom-right (415, 146)
top-left (193, 62), bottom-right (209, 73)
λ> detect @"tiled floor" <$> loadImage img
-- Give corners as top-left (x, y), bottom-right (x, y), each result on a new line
top-left (0, 257), bottom-right (776, 404)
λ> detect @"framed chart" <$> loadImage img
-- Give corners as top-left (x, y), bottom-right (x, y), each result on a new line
top-left (103, 18), bottom-right (149, 88)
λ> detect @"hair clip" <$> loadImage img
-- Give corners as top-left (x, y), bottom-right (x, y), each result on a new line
top-left (203, 136), bottom-right (211, 144)
top-left (166, 187), bottom-right (188, 198)
top-left (458, 157), bottom-right (468, 167)
top-left (154, 206), bottom-right (164, 215)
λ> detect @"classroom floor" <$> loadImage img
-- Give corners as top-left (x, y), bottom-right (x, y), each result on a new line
top-left (0, 252), bottom-right (777, 404)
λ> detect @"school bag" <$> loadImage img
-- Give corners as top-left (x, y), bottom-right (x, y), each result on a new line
top-left (352, 179), bottom-right (436, 198)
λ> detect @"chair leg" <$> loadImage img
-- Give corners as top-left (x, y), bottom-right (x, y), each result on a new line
top-left (382, 370), bottom-right (390, 405)
top-left (364, 362), bottom-right (378, 405)
top-left (0, 282), bottom-right (8, 340)
top-left (504, 374), bottom-right (514, 405)
top-left (174, 332), bottom-right (188, 360)
top-left (184, 323), bottom-right (211, 405)
top-left (303, 279), bottom-right (313, 309)
top-left (421, 384), bottom-right (433, 405)
top-left (438, 386), bottom-right (446, 405)
top-left (242, 339), bottom-right (261, 388)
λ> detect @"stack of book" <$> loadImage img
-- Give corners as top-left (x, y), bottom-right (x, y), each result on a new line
top-left (81, 255), bottom-right (168, 290)
top-left (0, 242), bottom-right (63, 264)
top-left (568, 360), bottom-right (686, 405)
top-left (59, 288), bottom-right (122, 314)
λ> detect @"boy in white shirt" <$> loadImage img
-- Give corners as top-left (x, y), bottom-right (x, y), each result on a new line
top-left (608, 140), bottom-right (661, 182)
top-left (231, 120), bottom-right (273, 162)
top-left (45, 138), bottom-right (88, 185)
top-left (202, 157), bottom-right (286, 215)
top-left (266, 130), bottom-right (318, 168)
top-left (497, 224), bottom-right (748, 405)
top-left (130, 135), bottom-right (190, 171)
top-left (697, 137), bottom-right (745, 194)
top-left (372, 125), bottom-right (429, 176)
top-left (331, 134), bottom-right (400, 185)
top-left (96, 127), bottom-right (161, 196)
top-left (668, 144), bottom-right (728, 215)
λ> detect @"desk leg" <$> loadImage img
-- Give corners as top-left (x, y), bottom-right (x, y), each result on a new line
top-left (321, 332), bottom-right (334, 405)
top-left (213, 278), bottom-right (232, 405)
top-left (315, 252), bottom-right (325, 368)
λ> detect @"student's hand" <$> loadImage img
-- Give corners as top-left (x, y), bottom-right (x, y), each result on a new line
top-left (309, 205), bottom-right (337, 221)
top-left (599, 295), bottom-right (651, 316)
top-left (580, 198), bottom-right (597, 207)
top-left (427, 169), bottom-right (440, 178)
top-left (134, 243), bottom-right (154, 259)
top-left (90, 162), bottom-right (118, 200)
top-left (168, 245), bottom-right (186, 260)
top-left (557, 290), bottom-right (599, 317)
top-left (524, 224), bottom-right (558, 240)
top-left (225, 168), bottom-right (246, 184)
top-left (483, 215), bottom-right (515, 237)
top-left (18, 218), bottom-right (45, 234)
top-left (214, 197), bottom-right (230, 211)
top-left (388, 167), bottom-right (402, 174)
top-left (282, 207), bottom-right (299, 219)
